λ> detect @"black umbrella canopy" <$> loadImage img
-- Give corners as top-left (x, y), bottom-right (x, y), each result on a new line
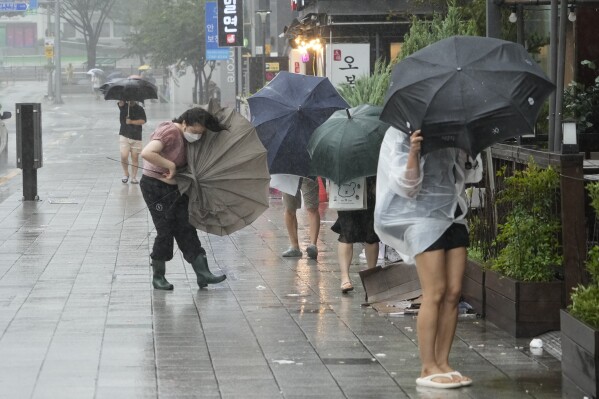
top-left (100, 77), bottom-right (158, 102)
top-left (381, 35), bottom-right (555, 156)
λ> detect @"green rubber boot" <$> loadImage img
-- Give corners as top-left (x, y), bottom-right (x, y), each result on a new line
top-left (191, 254), bottom-right (226, 288)
top-left (151, 259), bottom-right (174, 290)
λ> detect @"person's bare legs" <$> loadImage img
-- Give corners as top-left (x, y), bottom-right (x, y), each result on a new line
top-left (364, 242), bottom-right (379, 269)
top-left (284, 208), bottom-right (299, 250)
top-left (338, 242), bottom-right (353, 285)
top-left (130, 150), bottom-right (140, 181)
top-left (414, 249), bottom-right (455, 385)
top-left (306, 207), bottom-right (320, 246)
top-left (435, 247), bottom-right (471, 383)
top-left (120, 145), bottom-right (130, 179)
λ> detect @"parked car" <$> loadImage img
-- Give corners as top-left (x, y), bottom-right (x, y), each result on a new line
top-left (0, 104), bottom-right (11, 168)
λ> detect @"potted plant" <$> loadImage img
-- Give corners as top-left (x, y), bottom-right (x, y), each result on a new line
top-left (560, 182), bottom-right (599, 399)
top-left (563, 60), bottom-right (599, 133)
top-left (563, 60), bottom-right (599, 157)
top-left (483, 160), bottom-right (564, 337)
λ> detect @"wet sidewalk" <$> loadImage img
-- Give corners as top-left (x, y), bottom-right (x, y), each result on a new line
top-left (0, 84), bottom-right (563, 398)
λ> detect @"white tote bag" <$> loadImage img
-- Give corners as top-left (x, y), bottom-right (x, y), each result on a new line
top-left (328, 177), bottom-right (367, 210)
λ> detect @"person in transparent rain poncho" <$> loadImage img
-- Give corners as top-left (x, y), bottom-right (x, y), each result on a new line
top-left (374, 126), bottom-right (482, 389)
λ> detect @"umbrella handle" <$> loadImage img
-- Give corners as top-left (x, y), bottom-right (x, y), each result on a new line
top-left (345, 109), bottom-right (351, 119)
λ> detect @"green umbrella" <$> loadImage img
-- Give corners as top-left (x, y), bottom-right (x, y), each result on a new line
top-left (307, 104), bottom-right (390, 185)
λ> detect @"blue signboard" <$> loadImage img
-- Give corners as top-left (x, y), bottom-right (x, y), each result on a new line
top-left (205, 2), bottom-right (230, 61)
top-left (0, 2), bottom-right (28, 11)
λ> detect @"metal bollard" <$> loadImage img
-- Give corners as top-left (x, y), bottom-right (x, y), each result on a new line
top-left (16, 103), bottom-right (43, 201)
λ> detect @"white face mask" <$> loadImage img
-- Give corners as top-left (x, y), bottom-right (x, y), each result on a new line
top-left (184, 131), bottom-right (202, 143)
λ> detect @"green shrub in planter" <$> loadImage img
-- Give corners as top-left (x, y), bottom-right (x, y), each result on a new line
top-left (561, 183), bottom-right (599, 397)
top-left (568, 271), bottom-right (599, 329)
top-left (568, 182), bottom-right (599, 329)
top-left (491, 161), bottom-right (562, 282)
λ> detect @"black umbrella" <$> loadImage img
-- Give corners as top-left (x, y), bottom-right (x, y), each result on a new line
top-left (380, 35), bottom-right (555, 156)
top-left (100, 77), bottom-right (158, 102)
top-left (247, 71), bottom-right (349, 176)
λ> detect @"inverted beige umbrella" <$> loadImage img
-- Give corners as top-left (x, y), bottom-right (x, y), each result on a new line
top-left (177, 101), bottom-right (270, 236)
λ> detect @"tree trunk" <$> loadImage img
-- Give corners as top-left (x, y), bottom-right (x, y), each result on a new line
top-left (86, 34), bottom-right (99, 70)
top-left (202, 61), bottom-right (216, 104)
top-left (192, 65), bottom-right (199, 104)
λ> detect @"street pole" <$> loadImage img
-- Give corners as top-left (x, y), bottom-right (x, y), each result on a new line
top-left (548, 0), bottom-right (558, 151)
top-left (486, 0), bottom-right (501, 39)
top-left (553, 0), bottom-right (569, 152)
top-left (46, 6), bottom-right (53, 99)
top-left (53, 0), bottom-right (63, 104)
top-left (262, 21), bottom-right (266, 87)
top-left (256, 10), bottom-right (270, 88)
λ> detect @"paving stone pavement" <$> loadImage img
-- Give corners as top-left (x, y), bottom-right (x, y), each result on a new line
top-left (0, 83), bottom-right (564, 398)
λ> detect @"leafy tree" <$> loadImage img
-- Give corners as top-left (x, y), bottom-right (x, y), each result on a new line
top-left (456, 0), bottom-right (486, 36)
top-left (125, 0), bottom-right (216, 103)
top-left (57, 0), bottom-right (117, 69)
top-left (398, 0), bottom-right (478, 60)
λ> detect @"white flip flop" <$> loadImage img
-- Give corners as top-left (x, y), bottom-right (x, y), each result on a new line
top-left (447, 371), bottom-right (473, 386)
top-left (416, 373), bottom-right (462, 389)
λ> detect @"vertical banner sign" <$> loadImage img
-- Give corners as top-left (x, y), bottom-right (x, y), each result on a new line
top-left (206, 2), bottom-right (230, 60)
top-left (217, 0), bottom-right (243, 47)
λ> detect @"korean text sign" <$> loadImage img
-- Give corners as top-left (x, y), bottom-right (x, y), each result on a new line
top-left (325, 43), bottom-right (370, 88)
top-left (217, 0), bottom-right (243, 47)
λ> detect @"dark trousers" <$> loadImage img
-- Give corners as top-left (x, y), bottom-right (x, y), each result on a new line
top-left (140, 175), bottom-right (204, 263)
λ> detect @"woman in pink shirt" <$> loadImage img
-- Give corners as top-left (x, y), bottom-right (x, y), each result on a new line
top-left (140, 108), bottom-right (226, 290)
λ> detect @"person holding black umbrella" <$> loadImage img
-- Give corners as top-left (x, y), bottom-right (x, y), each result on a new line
top-left (139, 107), bottom-right (227, 290)
top-left (374, 127), bottom-right (482, 389)
top-left (117, 100), bottom-right (146, 184)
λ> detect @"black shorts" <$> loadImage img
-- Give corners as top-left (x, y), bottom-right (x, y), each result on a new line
top-left (423, 223), bottom-right (469, 252)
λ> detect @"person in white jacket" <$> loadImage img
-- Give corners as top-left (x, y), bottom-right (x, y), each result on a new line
top-left (374, 126), bottom-right (482, 389)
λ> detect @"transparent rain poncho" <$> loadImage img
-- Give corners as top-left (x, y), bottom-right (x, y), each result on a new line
top-left (374, 127), bottom-right (483, 265)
